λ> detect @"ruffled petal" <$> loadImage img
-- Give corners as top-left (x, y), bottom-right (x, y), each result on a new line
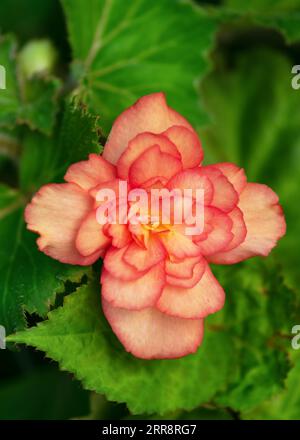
top-left (104, 245), bottom-right (146, 281)
top-left (165, 256), bottom-right (201, 279)
top-left (65, 154), bottom-right (116, 190)
top-left (101, 262), bottom-right (165, 309)
top-left (167, 168), bottom-right (214, 205)
top-left (213, 162), bottom-right (247, 194)
top-left (129, 145), bottom-right (182, 187)
top-left (76, 210), bottom-right (111, 256)
top-left (159, 230), bottom-right (201, 259)
top-left (194, 207), bottom-right (233, 256)
top-left (89, 178), bottom-right (127, 207)
top-left (104, 224), bottom-right (132, 248)
top-left (117, 132), bottom-right (180, 180)
top-left (123, 237), bottom-right (166, 272)
top-left (103, 92), bottom-right (194, 164)
top-left (166, 260), bottom-right (206, 288)
top-left (209, 183), bottom-right (286, 264)
top-left (102, 299), bottom-right (204, 359)
top-left (163, 125), bottom-right (203, 169)
top-left (218, 207), bottom-right (247, 253)
top-left (157, 263), bottom-right (225, 319)
top-left (198, 166), bottom-right (239, 213)
top-left (25, 183), bottom-right (102, 265)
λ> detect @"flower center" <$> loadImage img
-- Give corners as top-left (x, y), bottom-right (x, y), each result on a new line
top-left (143, 221), bottom-right (170, 233)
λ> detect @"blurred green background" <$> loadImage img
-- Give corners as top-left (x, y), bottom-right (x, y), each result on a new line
top-left (0, 0), bottom-right (300, 420)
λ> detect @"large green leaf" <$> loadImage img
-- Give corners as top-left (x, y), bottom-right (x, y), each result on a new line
top-left (212, 261), bottom-right (297, 412)
top-left (20, 102), bottom-right (102, 193)
top-left (242, 351), bottom-right (300, 420)
top-left (0, 104), bottom-right (102, 333)
top-left (61, 0), bottom-right (218, 133)
top-left (219, 0), bottom-right (300, 43)
top-left (0, 35), bottom-right (60, 135)
top-left (8, 277), bottom-right (236, 415)
top-left (8, 259), bottom-right (296, 415)
top-left (81, 392), bottom-right (233, 420)
top-left (200, 48), bottom-right (300, 292)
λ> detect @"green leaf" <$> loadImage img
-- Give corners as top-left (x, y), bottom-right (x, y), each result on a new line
top-left (242, 352), bottom-right (300, 420)
top-left (127, 406), bottom-right (234, 420)
top-left (17, 76), bottom-right (61, 135)
top-left (61, 0), bottom-right (218, 133)
top-left (8, 260), bottom-right (296, 415)
top-left (0, 366), bottom-right (89, 420)
top-left (8, 277), bottom-right (236, 415)
top-left (0, 35), bottom-right (60, 135)
top-left (200, 48), bottom-right (300, 292)
top-left (175, 407), bottom-right (233, 420)
top-left (219, 1), bottom-right (300, 43)
top-left (0, 103), bottom-right (102, 333)
top-left (212, 260), bottom-right (297, 412)
top-left (20, 101), bottom-right (102, 193)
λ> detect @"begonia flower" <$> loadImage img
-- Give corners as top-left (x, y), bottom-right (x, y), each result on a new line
top-left (25, 93), bottom-right (286, 359)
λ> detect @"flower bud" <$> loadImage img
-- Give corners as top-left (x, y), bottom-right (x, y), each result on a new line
top-left (18, 39), bottom-right (58, 78)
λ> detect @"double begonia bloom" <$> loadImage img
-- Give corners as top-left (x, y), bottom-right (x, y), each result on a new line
top-left (25, 93), bottom-right (286, 359)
